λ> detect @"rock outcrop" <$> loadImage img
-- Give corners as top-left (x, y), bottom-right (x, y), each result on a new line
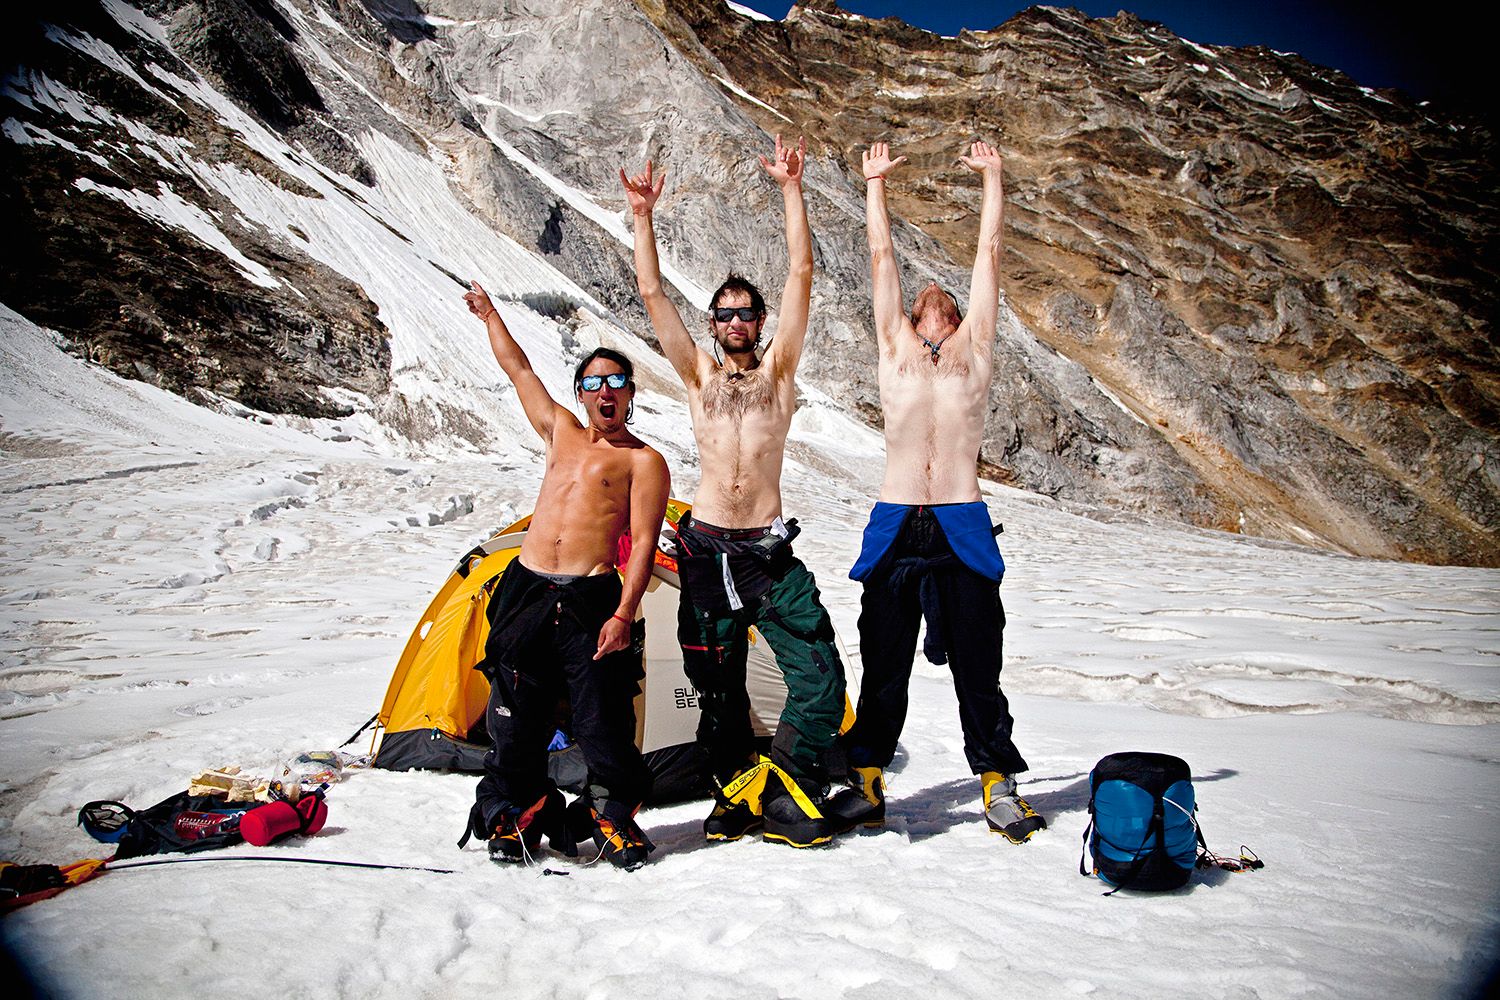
top-left (1, 0), bottom-right (390, 417)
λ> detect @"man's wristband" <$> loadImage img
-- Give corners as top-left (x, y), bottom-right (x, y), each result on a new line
top-left (611, 613), bottom-right (632, 625)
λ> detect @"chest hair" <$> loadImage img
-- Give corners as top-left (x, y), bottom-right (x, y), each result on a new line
top-left (896, 346), bottom-right (971, 378)
top-left (701, 368), bottom-right (775, 419)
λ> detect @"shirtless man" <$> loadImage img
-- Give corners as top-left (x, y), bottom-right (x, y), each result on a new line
top-left (460, 282), bottom-right (670, 871)
top-left (828, 141), bottom-right (1045, 845)
top-left (620, 136), bottom-right (845, 848)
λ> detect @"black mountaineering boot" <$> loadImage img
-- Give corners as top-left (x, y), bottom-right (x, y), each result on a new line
top-left (488, 789), bottom-right (564, 865)
top-left (589, 798), bottom-right (655, 872)
top-left (704, 761), bottom-right (771, 842)
top-left (827, 765), bottom-right (885, 834)
top-left (705, 796), bottom-right (761, 842)
top-left (761, 764), bottom-right (833, 848)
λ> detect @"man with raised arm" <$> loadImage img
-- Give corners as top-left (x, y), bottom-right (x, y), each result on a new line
top-left (620, 136), bottom-right (845, 849)
top-left (828, 141), bottom-right (1045, 845)
top-left (458, 281), bottom-right (671, 871)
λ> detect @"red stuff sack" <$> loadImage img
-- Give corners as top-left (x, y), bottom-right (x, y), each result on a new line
top-left (241, 793), bottom-right (328, 847)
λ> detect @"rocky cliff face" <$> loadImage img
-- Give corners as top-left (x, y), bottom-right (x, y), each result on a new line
top-left (641, 0), bottom-right (1499, 565)
top-left (2, 0), bottom-right (1494, 565)
top-left (1, 0), bottom-right (391, 417)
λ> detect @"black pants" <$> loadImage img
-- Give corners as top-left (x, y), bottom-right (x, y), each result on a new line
top-left (845, 507), bottom-right (1027, 776)
top-left (473, 561), bottom-right (650, 829)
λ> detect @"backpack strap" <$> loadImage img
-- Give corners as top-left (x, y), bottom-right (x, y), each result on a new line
top-left (1078, 817), bottom-right (1094, 877)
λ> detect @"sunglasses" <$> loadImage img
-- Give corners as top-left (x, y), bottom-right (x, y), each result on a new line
top-left (579, 372), bottom-right (629, 392)
top-left (712, 307), bottom-right (761, 323)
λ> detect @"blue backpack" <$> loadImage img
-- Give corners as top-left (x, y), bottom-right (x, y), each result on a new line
top-left (1080, 751), bottom-right (1205, 894)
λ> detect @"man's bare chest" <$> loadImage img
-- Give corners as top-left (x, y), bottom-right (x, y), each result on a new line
top-left (892, 342), bottom-right (972, 379)
top-left (698, 369), bottom-right (779, 421)
top-left (548, 439), bottom-right (632, 491)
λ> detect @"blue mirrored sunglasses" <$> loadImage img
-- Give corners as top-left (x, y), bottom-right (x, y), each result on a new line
top-left (579, 372), bottom-right (629, 392)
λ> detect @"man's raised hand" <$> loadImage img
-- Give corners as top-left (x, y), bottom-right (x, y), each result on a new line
top-left (620, 160), bottom-right (666, 216)
top-left (959, 140), bottom-right (1003, 175)
top-left (464, 281), bottom-right (497, 322)
top-left (759, 134), bottom-right (806, 188)
top-left (863, 141), bottom-right (907, 181)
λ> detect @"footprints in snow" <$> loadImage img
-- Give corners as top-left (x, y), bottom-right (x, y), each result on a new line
top-left (1100, 624), bottom-right (1205, 641)
top-left (1012, 658), bottom-right (1500, 724)
top-left (1014, 582), bottom-right (1498, 723)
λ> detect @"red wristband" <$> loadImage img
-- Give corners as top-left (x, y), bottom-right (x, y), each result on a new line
top-left (611, 613), bottom-right (631, 625)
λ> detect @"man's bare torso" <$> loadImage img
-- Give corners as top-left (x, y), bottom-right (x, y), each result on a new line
top-left (878, 319), bottom-right (989, 505)
top-left (522, 422), bottom-right (648, 575)
top-left (688, 365), bottom-right (794, 528)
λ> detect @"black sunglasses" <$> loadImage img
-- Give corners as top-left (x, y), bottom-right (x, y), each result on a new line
top-left (579, 372), bottom-right (629, 392)
top-left (712, 307), bottom-right (762, 323)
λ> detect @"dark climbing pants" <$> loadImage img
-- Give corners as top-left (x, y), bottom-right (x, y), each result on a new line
top-left (845, 507), bottom-right (1027, 776)
top-left (473, 561), bottom-right (651, 829)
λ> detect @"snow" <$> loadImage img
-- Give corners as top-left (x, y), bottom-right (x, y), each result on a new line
top-left (459, 100), bottom-right (714, 313)
top-left (712, 74), bottom-right (793, 123)
top-left (45, 25), bottom-right (178, 109)
top-left (1087, 376), bottom-right (1148, 427)
top-left (875, 86), bottom-right (932, 101)
top-left (726, 2), bottom-right (774, 22)
top-left (3, 119), bottom-right (111, 167)
top-left (72, 177), bottom-right (281, 289)
top-left (2, 299), bottom-right (1497, 999)
top-left (2, 4), bottom-right (1498, 997)
top-left (100, 0), bottom-right (170, 46)
top-left (1183, 39), bottom-right (1219, 62)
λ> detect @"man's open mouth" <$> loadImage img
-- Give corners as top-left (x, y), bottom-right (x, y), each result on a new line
top-left (598, 401), bottom-right (617, 419)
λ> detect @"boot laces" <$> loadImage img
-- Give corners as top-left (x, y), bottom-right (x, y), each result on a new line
top-left (492, 793), bottom-right (553, 867)
top-left (583, 815), bottom-right (647, 867)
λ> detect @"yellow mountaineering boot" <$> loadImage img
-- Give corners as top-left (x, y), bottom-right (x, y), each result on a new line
top-left (827, 765), bottom-right (886, 834)
top-left (761, 762), bottom-right (833, 848)
top-left (982, 771), bottom-right (1046, 844)
top-left (704, 760), bottom-right (771, 842)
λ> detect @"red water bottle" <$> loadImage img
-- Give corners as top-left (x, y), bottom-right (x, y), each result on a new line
top-left (172, 811), bottom-right (236, 841)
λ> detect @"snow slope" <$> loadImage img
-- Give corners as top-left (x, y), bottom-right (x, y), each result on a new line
top-left (2, 302), bottom-right (1497, 1000)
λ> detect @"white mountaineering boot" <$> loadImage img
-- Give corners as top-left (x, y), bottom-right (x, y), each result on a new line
top-left (982, 771), bottom-right (1046, 844)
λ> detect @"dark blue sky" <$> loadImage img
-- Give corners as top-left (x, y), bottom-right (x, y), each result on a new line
top-left (732, 2), bottom-right (1483, 113)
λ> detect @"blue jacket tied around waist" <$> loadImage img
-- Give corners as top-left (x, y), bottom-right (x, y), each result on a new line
top-left (850, 501), bottom-right (1004, 583)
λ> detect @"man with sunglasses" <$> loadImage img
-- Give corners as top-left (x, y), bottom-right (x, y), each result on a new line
top-left (459, 281), bottom-right (671, 871)
top-left (826, 141), bottom-right (1045, 846)
top-left (620, 136), bottom-right (845, 849)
